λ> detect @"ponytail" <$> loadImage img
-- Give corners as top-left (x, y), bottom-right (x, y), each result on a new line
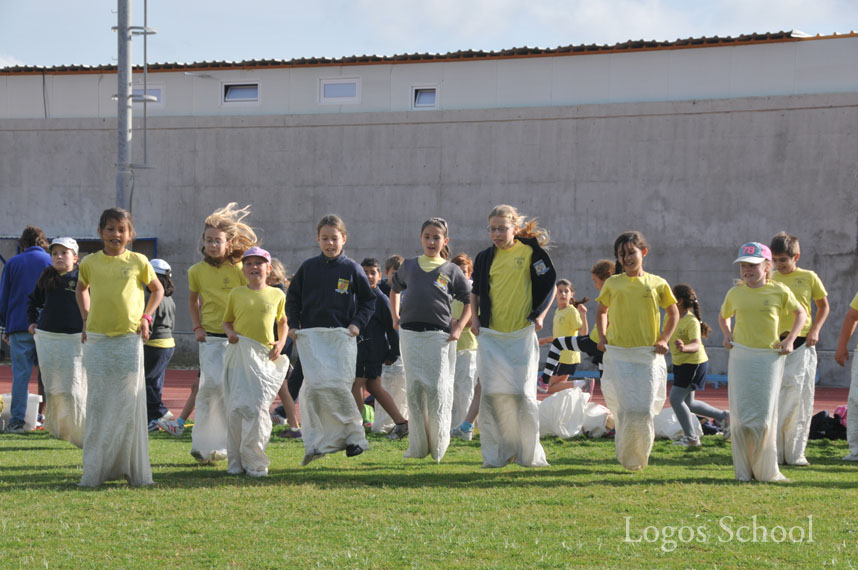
top-left (673, 283), bottom-right (711, 338)
top-left (35, 266), bottom-right (63, 293)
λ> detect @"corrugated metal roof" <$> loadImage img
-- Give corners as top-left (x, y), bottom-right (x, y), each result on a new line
top-left (2, 30), bottom-right (855, 75)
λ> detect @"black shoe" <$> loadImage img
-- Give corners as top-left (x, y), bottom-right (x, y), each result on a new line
top-left (345, 444), bottom-right (364, 457)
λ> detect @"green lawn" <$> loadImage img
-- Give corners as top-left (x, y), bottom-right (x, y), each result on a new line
top-left (1, 429), bottom-right (856, 568)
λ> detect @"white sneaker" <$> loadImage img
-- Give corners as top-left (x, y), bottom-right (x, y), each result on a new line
top-left (270, 411), bottom-right (287, 425)
top-left (673, 435), bottom-right (701, 447)
top-left (157, 418), bottom-right (184, 437)
top-left (450, 425), bottom-right (474, 441)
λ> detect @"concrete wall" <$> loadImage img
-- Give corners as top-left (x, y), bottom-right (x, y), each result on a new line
top-left (1, 92), bottom-right (857, 384)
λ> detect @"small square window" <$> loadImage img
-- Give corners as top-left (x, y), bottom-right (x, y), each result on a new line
top-left (223, 83), bottom-right (259, 102)
top-left (413, 88), bottom-right (436, 108)
top-left (319, 78), bottom-right (361, 105)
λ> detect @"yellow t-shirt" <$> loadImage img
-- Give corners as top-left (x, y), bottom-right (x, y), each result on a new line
top-left (553, 305), bottom-right (583, 364)
top-left (488, 241), bottom-right (533, 333)
top-left (188, 261), bottom-right (246, 334)
top-left (720, 281), bottom-right (801, 349)
top-left (669, 312), bottom-right (708, 365)
top-left (589, 309), bottom-right (605, 343)
top-left (851, 292), bottom-right (858, 312)
top-left (595, 272), bottom-right (677, 348)
top-left (79, 250), bottom-right (157, 336)
top-left (145, 338), bottom-right (176, 349)
top-left (222, 286), bottom-right (286, 347)
top-left (452, 299), bottom-right (477, 351)
top-left (771, 267), bottom-right (827, 336)
top-left (418, 255), bottom-right (446, 272)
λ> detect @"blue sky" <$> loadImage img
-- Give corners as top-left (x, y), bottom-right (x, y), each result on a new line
top-left (1, 0), bottom-right (856, 68)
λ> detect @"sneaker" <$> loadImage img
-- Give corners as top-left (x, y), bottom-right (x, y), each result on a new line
top-left (4, 420), bottom-right (26, 434)
top-left (36, 413), bottom-right (45, 428)
top-left (270, 411), bottom-right (288, 425)
top-left (345, 443), bottom-right (364, 457)
top-left (450, 425), bottom-right (474, 441)
top-left (721, 412), bottom-right (731, 441)
top-left (673, 435), bottom-right (701, 447)
top-left (157, 418), bottom-right (184, 437)
top-left (147, 419), bottom-right (160, 433)
top-left (388, 422), bottom-right (408, 440)
top-left (279, 428), bottom-right (302, 439)
top-left (536, 380), bottom-right (549, 394)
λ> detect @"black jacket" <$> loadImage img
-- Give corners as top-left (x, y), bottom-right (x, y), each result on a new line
top-left (472, 236), bottom-right (556, 328)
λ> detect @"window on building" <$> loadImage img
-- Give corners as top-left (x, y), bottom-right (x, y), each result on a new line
top-left (223, 83), bottom-right (259, 103)
top-left (412, 87), bottom-right (437, 109)
top-left (319, 78), bottom-right (361, 104)
top-left (131, 85), bottom-right (164, 108)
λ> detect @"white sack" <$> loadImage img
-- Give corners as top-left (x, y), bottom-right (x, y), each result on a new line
top-left (450, 349), bottom-right (477, 431)
top-left (372, 359), bottom-right (409, 434)
top-left (777, 344), bottom-right (816, 465)
top-left (582, 403), bottom-right (613, 438)
top-left (476, 326), bottom-right (548, 468)
top-left (601, 345), bottom-right (667, 471)
top-left (297, 328), bottom-right (367, 465)
top-left (727, 342), bottom-right (787, 482)
top-left (34, 329), bottom-right (87, 447)
top-left (844, 354), bottom-right (858, 461)
top-left (79, 333), bottom-right (152, 487)
top-left (398, 329), bottom-right (456, 462)
top-left (223, 336), bottom-right (291, 476)
top-left (538, 388), bottom-right (590, 439)
top-left (654, 407), bottom-right (703, 441)
top-left (191, 337), bottom-right (229, 464)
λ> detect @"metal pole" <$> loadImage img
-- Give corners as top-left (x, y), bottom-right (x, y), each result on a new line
top-left (116, 0), bottom-right (133, 210)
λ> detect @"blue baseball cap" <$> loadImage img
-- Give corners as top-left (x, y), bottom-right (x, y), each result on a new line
top-left (734, 242), bottom-right (772, 264)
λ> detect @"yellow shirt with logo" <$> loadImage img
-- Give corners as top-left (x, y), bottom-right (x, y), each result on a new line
top-left (79, 250), bottom-right (157, 336)
top-left (452, 298), bottom-right (477, 351)
top-left (188, 261), bottom-right (246, 334)
top-left (771, 267), bottom-right (827, 336)
top-left (553, 305), bottom-right (583, 364)
top-left (720, 281), bottom-right (801, 349)
top-left (596, 272), bottom-right (677, 348)
top-left (222, 286), bottom-right (286, 347)
top-left (669, 312), bottom-right (708, 365)
top-left (489, 241), bottom-right (533, 333)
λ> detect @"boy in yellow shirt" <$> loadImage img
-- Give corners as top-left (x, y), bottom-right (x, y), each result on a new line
top-left (770, 232), bottom-right (829, 466)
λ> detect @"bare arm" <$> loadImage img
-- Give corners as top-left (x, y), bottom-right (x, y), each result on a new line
top-left (75, 279), bottom-right (90, 343)
top-left (533, 288), bottom-right (556, 332)
top-left (577, 304), bottom-right (589, 336)
top-left (389, 290), bottom-right (401, 330)
top-left (655, 303), bottom-right (679, 355)
top-left (449, 302), bottom-right (471, 342)
top-left (718, 314), bottom-right (733, 349)
top-left (834, 308), bottom-right (858, 367)
top-left (140, 278), bottom-right (165, 342)
top-left (222, 321), bottom-right (238, 344)
top-left (189, 290), bottom-right (206, 342)
top-left (596, 302), bottom-right (609, 351)
top-left (806, 297), bottom-right (830, 347)
top-left (270, 317), bottom-right (288, 361)
top-left (470, 293), bottom-right (480, 336)
top-left (775, 307), bottom-right (807, 355)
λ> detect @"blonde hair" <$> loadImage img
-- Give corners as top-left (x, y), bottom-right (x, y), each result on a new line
top-left (488, 204), bottom-right (549, 247)
top-left (268, 258), bottom-right (287, 286)
top-left (201, 203), bottom-right (257, 266)
top-left (733, 259), bottom-right (773, 286)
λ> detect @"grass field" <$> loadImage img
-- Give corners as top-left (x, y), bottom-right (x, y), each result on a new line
top-left (1, 428), bottom-right (856, 568)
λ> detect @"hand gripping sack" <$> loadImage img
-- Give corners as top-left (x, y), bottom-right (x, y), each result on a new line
top-left (399, 329), bottom-right (456, 462)
top-left (777, 343), bottom-right (817, 465)
top-left (538, 388), bottom-right (590, 439)
top-left (372, 359), bottom-right (409, 434)
top-left (476, 326), bottom-right (548, 468)
top-left (80, 333), bottom-right (152, 487)
top-left (601, 345), bottom-right (667, 471)
top-left (296, 328), bottom-right (367, 465)
top-left (191, 337), bottom-right (230, 463)
top-left (654, 407), bottom-right (703, 441)
top-left (844, 354), bottom-right (858, 461)
top-left (34, 329), bottom-right (87, 448)
top-left (223, 336), bottom-right (291, 476)
top-left (450, 349), bottom-right (478, 431)
top-left (727, 342), bottom-right (787, 482)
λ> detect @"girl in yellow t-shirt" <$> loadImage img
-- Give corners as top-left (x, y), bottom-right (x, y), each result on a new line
top-left (668, 284), bottom-right (728, 448)
top-left (157, 204), bottom-right (255, 465)
top-left (594, 231), bottom-right (678, 472)
top-left (538, 279), bottom-right (589, 394)
top-left (75, 207), bottom-right (164, 487)
top-left (718, 241), bottom-right (805, 482)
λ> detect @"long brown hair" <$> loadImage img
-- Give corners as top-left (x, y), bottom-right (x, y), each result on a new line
top-left (672, 283), bottom-right (712, 338)
top-left (421, 217), bottom-right (450, 260)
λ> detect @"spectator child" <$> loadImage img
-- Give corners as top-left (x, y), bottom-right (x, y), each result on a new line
top-left (144, 259), bottom-right (176, 431)
top-left (449, 252), bottom-right (479, 432)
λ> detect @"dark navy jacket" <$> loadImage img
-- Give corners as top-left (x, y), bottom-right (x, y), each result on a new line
top-left (0, 246), bottom-right (52, 333)
top-left (286, 253), bottom-right (376, 331)
top-left (472, 236), bottom-right (556, 329)
top-left (357, 287), bottom-right (399, 365)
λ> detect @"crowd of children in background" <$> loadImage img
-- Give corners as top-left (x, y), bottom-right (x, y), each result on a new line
top-left (2, 203), bottom-right (858, 486)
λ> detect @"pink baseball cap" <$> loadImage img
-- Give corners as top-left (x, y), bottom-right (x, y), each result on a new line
top-left (241, 246), bottom-right (271, 263)
top-left (734, 242), bottom-right (772, 264)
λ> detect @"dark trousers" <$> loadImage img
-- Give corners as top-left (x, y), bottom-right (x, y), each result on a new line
top-left (144, 345), bottom-right (174, 422)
